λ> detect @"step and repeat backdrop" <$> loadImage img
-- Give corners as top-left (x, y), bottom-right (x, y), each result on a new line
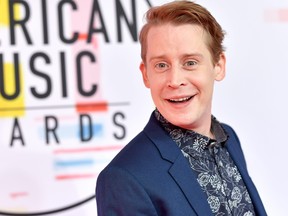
top-left (0, 0), bottom-right (287, 215)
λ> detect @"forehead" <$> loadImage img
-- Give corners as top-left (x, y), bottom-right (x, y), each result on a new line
top-left (146, 23), bottom-right (211, 59)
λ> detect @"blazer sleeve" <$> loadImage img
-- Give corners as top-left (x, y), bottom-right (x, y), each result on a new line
top-left (96, 166), bottom-right (158, 216)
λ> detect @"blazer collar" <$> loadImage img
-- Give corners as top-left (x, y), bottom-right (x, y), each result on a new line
top-left (144, 113), bottom-right (214, 216)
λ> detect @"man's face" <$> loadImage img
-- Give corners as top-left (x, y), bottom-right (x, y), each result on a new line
top-left (140, 23), bottom-right (226, 136)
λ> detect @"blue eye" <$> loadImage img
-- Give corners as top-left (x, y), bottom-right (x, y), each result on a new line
top-left (156, 63), bottom-right (167, 68)
top-left (185, 60), bottom-right (197, 66)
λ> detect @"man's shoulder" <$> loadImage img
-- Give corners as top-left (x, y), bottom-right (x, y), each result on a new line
top-left (220, 122), bottom-right (238, 136)
top-left (221, 122), bottom-right (234, 132)
top-left (102, 130), bottom-right (160, 170)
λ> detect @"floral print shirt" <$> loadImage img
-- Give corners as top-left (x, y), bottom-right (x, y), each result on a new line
top-left (154, 110), bottom-right (255, 216)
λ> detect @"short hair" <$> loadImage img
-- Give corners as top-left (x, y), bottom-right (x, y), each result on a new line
top-left (139, 0), bottom-right (226, 65)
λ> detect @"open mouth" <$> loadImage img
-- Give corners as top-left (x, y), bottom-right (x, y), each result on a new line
top-left (168, 96), bottom-right (193, 103)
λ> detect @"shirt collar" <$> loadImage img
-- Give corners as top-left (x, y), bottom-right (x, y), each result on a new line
top-left (154, 109), bottom-right (228, 149)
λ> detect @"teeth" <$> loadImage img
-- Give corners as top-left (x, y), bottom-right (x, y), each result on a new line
top-left (169, 97), bottom-right (190, 102)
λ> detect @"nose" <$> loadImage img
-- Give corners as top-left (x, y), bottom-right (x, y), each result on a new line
top-left (167, 67), bottom-right (186, 88)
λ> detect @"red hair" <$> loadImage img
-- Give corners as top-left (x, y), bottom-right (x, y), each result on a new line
top-left (139, 0), bottom-right (225, 65)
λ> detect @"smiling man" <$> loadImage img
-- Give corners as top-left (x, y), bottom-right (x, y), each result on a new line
top-left (96, 1), bottom-right (267, 215)
top-left (140, 23), bottom-right (224, 138)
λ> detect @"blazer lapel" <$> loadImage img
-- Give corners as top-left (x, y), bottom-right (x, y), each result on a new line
top-left (144, 113), bottom-right (213, 216)
top-left (169, 154), bottom-right (214, 215)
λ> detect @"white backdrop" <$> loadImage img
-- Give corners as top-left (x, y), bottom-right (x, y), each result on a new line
top-left (0, 0), bottom-right (286, 215)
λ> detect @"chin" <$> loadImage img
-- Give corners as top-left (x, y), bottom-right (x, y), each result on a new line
top-left (168, 116), bottom-right (194, 128)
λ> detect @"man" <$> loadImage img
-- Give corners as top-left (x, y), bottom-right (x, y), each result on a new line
top-left (96, 1), bottom-right (267, 215)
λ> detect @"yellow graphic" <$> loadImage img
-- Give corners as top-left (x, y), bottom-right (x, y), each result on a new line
top-left (0, 63), bottom-right (25, 117)
top-left (0, 0), bottom-right (21, 26)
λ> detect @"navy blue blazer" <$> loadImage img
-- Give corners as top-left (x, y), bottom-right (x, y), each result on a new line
top-left (96, 113), bottom-right (267, 215)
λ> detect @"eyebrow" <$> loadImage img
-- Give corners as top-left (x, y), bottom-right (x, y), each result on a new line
top-left (148, 55), bottom-right (166, 62)
top-left (182, 53), bottom-right (204, 60)
top-left (148, 53), bottom-right (204, 62)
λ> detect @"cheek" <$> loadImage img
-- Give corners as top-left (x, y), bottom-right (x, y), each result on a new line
top-left (150, 83), bottom-right (161, 95)
top-left (192, 75), bottom-right (215, 94)
top-left (149, 81), bottom-right (165, 100)
top-left (149, 75), bottom-right (166, 89)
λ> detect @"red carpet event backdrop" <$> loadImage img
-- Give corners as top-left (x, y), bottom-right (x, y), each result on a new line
top-left (0, 0), bottom-right (286, 215)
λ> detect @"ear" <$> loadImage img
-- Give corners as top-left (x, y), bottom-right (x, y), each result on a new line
top-left (214, 53), bottom-right (226, 81)
top-left (139, 62), bottom-right (150, 88)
